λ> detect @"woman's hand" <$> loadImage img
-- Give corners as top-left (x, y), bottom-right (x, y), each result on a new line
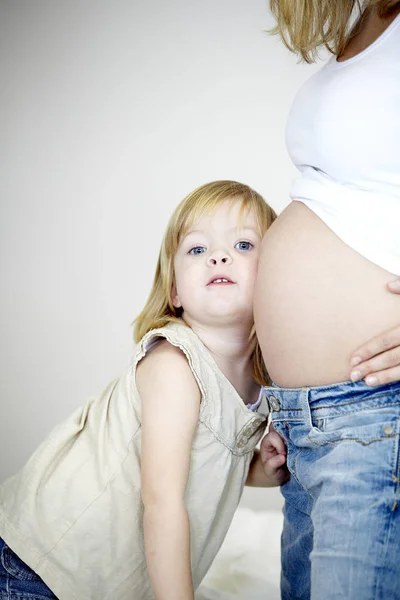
top-left (350, 278), bottom-right (400, 386)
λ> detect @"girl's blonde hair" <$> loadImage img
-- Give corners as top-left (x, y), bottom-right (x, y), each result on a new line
top-left (269, 0), bottom-right (400, 62)
top-left (133, 180), bottom-right (277, 385)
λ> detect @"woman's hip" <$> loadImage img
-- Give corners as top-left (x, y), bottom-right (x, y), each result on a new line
top-left (266, 379), bottom-right (400, 505)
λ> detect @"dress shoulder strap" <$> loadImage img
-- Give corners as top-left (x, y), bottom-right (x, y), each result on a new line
top-left (133, 321), bottom-right (220, 410)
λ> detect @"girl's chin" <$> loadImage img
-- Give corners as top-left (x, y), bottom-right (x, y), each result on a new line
top-left (184, 311), bottom-right (253, 328)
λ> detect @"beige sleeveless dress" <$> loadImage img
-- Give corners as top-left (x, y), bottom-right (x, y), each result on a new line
top-left (0, 321), bottom-right (269, 599)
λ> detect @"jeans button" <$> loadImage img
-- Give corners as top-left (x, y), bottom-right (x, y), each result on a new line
top-left (268, 395), bottom-right (281, 412)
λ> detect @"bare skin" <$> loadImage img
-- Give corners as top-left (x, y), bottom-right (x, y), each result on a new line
top-left (254, 7), bottom-right (400, 387)
top-left (338, 4), bottom-right (400, 62)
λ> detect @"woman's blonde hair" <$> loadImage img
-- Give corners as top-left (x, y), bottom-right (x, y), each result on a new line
top-left (269, 0), bottom-right (400, 62)
top-left (133, 180), bottom-right (277, 385)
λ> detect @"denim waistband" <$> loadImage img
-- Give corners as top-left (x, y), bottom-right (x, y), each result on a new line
top-left (263, 379), bottom-right (400, 413)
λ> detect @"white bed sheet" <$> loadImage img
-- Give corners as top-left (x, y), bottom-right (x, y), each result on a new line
top-left (196, 508), bottom-right (283, 600)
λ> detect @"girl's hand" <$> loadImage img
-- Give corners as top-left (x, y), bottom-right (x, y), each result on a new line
top-left (350, 278), bottom-right (400, 387)
top-left (260, 426), bottom-right (290, 487)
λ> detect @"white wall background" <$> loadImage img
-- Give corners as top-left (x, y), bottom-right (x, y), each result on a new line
top-left (0, 0), bottom-right (322, 509)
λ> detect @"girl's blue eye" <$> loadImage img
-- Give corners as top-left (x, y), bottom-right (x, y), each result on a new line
top-left (235, 241), bottom-right (253, 251)
top-left (189, 246), bottom-right (206, 255)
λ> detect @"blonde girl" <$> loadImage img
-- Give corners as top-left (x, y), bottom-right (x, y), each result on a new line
top-left (0, 180), bottom-right (287, 600)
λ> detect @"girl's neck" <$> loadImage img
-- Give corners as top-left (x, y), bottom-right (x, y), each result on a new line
top-left (184, 318), bottom-right (260, 405)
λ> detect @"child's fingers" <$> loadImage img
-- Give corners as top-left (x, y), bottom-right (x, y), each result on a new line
top-left (263, 454), bottom-right (290, 486)
top-left (261, 431), bottom-right (286, 455)
top-left (265, 453), bottom-right (286, 470)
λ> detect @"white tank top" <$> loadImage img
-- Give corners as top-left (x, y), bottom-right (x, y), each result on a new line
top-left (0, 322), bottom-right (269, 600)
top-left (286, 13), bottom-right (400, 275)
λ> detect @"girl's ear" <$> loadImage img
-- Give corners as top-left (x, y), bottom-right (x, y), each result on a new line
top-left (171, 283), bottom-right (182, 308)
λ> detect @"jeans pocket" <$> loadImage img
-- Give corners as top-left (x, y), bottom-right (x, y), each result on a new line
top-left (307, 405), bottom-right (400, 449)
top-left (1, 545), bottom-right (41, 582)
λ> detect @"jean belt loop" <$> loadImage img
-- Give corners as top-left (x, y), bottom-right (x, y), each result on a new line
top-left (299, 387), bottom-right (313, 428)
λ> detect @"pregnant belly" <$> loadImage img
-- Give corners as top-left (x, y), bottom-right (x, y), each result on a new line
top-left (254, 201), bottom-right (399, 387)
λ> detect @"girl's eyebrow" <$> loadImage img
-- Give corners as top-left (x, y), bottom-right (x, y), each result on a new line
top-left (185, 226), bottom-right (258, 237)
top-left (184, 229), bottom-right (204, 236)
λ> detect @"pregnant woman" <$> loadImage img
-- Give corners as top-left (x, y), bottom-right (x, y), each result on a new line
top-left (255, 2), bottom-right (400, 599)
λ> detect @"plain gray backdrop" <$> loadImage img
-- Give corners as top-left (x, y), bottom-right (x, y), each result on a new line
top-left (0, 0), bottom-right (323, 509)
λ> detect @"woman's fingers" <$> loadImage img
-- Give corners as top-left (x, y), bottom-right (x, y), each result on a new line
top-left (352, 363), bottom-right (400, 387)
top-left (387, 278), bottom-right (400, 293)
top-left (349, 279), bottom-right (400, 385)
top-left (350, 327), bottom-right (400, 385)
top-left (351, 326), bottom-right (400, 364)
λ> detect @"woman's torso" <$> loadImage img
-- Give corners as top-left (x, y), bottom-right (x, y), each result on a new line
top-left (255, 9), bottom-right (400, 387)
top-left (255, 202), bottom-right (399, 387)
top-left (0, 322), bottom-right (268, 599)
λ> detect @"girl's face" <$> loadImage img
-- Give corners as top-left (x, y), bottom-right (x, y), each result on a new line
top-left (172, 200), bottom-right (261, 328)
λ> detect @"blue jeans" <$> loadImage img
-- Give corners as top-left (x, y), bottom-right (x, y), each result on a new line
top-left (264, 379), bottom-right (400, 600)
top-left (0, 538), bottom-right (57, 599)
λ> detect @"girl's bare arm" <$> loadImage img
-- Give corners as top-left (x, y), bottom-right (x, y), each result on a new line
top-left (137, 341), bottom-right (201, 600)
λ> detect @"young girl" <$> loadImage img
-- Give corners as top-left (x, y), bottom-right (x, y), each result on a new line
top-left (0, 180), bottom-right (287, 600)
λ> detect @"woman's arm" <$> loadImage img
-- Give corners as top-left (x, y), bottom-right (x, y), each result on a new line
top-left (137, 341), bottom-right (201, 600)
top-left (350, 278), bottom-right (400, 386)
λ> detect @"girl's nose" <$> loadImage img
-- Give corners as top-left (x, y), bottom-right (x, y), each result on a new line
top-left (207, 251), bottom-right (232, 266)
